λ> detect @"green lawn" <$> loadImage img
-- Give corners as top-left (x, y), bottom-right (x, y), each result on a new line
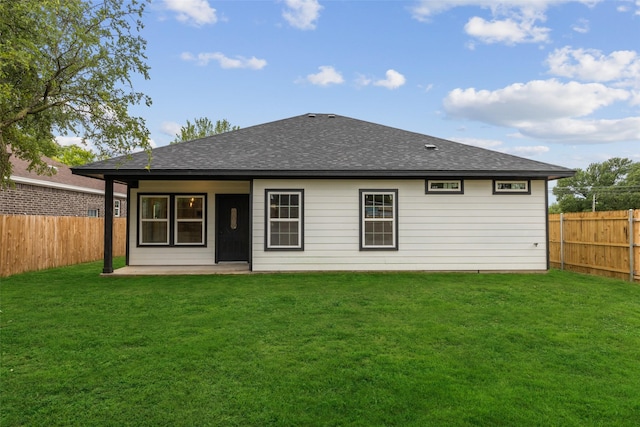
top-left (2, 261), bottom-right (640, 426)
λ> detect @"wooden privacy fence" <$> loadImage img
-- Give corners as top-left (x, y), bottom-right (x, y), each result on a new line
top-left (549, 210), bottom-right (639, 283)
top-left (0, 215), bottom-right (126, 277)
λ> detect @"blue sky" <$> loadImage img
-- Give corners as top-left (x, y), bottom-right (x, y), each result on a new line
top-left (72, 0), bottom-right (640, 172)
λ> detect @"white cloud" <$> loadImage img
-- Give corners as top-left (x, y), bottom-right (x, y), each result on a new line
top-left (444, 79), bottom-right (629, 126)
top-left (356, 70), bottom-right (407, 89)
top-left (451, 137), bottom-right (550, 157)
top-left (443, 79), bottom-right (637, 143)
top-left (464, 15), bottom-right (550, 45)
top-left (163, 0), bottom-right (217, 26)
top-left (160, 121), bottom-right (182, 137)
top-left (450, 137), bottom-right (504, 149)
top-left (546, 47), bottom-right (640, 87)
top-left (55, 136), bottom-right (84, 147)
top-left (517, 117), bottom-right (640, 142)
top-left (619, 0), bottom-right (640, 14)
top-left (181, 52), bottom-right (267, 69)
top-left (373, 69), bottom-right (406, 89)
top-left (419, 83), bottom-right (434, 93)
top-left (410, 0), bottom-right (601, 21)
top-left (283, 0), bottom-right (323, 30)
top-left (410, 1), bottom-right (602, 45)
top-left (355, 74), bottom-right (373, 87)
top-left (504, 145), bottom-right (550, 156)
top-left (571, 18), bottom-right (590, 33)
top-left (304, 66), bottom-right (344, 86)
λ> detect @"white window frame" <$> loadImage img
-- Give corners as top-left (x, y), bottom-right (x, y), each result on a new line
top-left (493, 180), bottom-right (531, 194)
top-left (139, 195), bottom-right (170, 245)
top-left (87, 209), bottom-right (100, 217)
top-left (426, 179), bottom-right (463, 194)
top-left (265, 190), bottom-right (303, 250)
top-left (174, 195), bottom-right (206, 246)
top-left (114, 200), bottom-right (121, 217)
top-left (360, 190), bottom-right (398, 250)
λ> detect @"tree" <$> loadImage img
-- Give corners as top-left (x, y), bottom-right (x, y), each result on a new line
top-left (53, 144), bottom-right (97, 166)
top-left (170, 118), bottom-right (239, 144)
top-left (0, 0), bottom-right (152, 189)
top-left (553, 158), bottom-right (640, 212)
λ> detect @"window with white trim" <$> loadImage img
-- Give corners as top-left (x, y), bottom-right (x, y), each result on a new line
top-left (139, 194), bottom-right (207, 246)
top-left (114, 200), bottom-right (121, 217)
top-left (360, 190), bottom-right (398, 250)
top-left (266, 190), bottom-right (303, 250)
top-left (426, 180), bottom-right (463, 194)
top-left (175, 196), bottom-right (205, 245)
top-left (493, 180), bottom-right (531, 194)
top-left (140, 195), bottom-right (170, 245)
top-left (87, 209), bottom-right (100, 217)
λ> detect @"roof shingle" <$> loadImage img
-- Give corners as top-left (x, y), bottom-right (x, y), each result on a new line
top-left (73, 113), bottom-right (575, 180)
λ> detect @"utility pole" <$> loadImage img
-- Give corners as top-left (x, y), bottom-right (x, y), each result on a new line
top-left (592, 192), bottom-right (596, 212)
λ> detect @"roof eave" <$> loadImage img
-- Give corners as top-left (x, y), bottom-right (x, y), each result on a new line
top-left (72, 168), bottom-right (576, 181)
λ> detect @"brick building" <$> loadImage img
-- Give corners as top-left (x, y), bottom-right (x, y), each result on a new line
top-left (1, 155), bottom-right (126, 217)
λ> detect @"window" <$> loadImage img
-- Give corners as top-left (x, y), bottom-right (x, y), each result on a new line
top-left (493, 180), bottom-right (531, 194)
top-left (266, 190), bottom-right (303, 250)
top-left (360, 190), bottom-right (398, 250)
top-left (140, 196), bottom-right (169, 245)
top-left (114, 200), bottom-right (121, 217)
top-left (175, 196), bottom-right (205, 245)
top-left (138, 194), bottom-right (207, 246)
top-left (87, 209), bottom-right (100, 217)
top-left (426, 180), bottom-right (464, 194)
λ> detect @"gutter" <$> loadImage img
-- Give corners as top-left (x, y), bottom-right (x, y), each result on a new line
top-left (10, 175), bottom-right (127, 199)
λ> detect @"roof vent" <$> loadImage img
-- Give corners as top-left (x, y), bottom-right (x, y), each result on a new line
top-left (424, 144), bottom-right (438, 151)
top-left (308, 114), bottom-right (316, 118)
top-left (328, 114), bottom-right (336, 118)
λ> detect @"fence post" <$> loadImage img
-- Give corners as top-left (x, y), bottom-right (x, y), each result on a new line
top-left (560, 213), bottom-right (564, 271)
top-left (631, 209), bottom-right (635, 283)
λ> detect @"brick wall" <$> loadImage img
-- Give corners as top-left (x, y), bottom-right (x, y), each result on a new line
top-left (0, 183), bottom-right (127, 217)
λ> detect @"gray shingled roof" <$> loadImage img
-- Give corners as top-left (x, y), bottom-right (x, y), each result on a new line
top-left (73, 113), bottom-right (574, 180)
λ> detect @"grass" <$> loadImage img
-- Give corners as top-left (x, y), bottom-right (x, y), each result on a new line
top-left (2, 260), bottom-right (640, 426)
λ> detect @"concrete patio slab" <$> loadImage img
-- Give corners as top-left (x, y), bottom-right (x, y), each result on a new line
top-left (105, 263), bottom-right (251, 276)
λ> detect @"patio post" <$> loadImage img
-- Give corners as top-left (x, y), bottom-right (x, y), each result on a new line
top-left (103, 177), bottom-right (114, 274)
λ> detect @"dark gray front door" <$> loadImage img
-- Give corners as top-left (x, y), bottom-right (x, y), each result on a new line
top-left (216, 195), bottom-right (250, 262)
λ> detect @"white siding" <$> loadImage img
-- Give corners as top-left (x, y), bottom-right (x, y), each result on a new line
top-left (128, 180), bottom-right (249, 266)
top-left (252, 179), bottom-right (548, 272)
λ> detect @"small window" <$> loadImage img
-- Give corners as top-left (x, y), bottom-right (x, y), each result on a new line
top-left (88, 209), bottom-right (100, 217)
top-left (140, 196), bottom-right (170, 245)
top-left (426, 180), bottom-right (464, 194)
top-left (175, 196), bottom-right (205, 245)
top-left (360, 190), bottom-right (398, 250)
top-left (493, 180), bottom-right (531, 194)
top-left (114, 200), bottom-right (121, 217)
top-left (266, 190), bottom-right (304, 250)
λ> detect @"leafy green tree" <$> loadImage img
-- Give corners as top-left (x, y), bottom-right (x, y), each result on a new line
top-left (170, 118), bottom-right (239, 144)
top-left (53, 144), bottom-right (97, 166)
top-left (553, 158), bottom-right (640, 212)
top-left (548, 203), bottom-right (562, 214)
top-left (0, 0), bottom-right (152, 188)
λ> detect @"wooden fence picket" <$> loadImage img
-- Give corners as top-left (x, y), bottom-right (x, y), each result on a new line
top-left (549, 210), bottom-right (638, 283)
top-left (0, 215), bottom-right (126, 277)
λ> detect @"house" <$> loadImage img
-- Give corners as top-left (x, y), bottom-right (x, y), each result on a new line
top-left (2, 154), bottom-right (127, 217)
top-left (72, 113), bottom-right (574, 274)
